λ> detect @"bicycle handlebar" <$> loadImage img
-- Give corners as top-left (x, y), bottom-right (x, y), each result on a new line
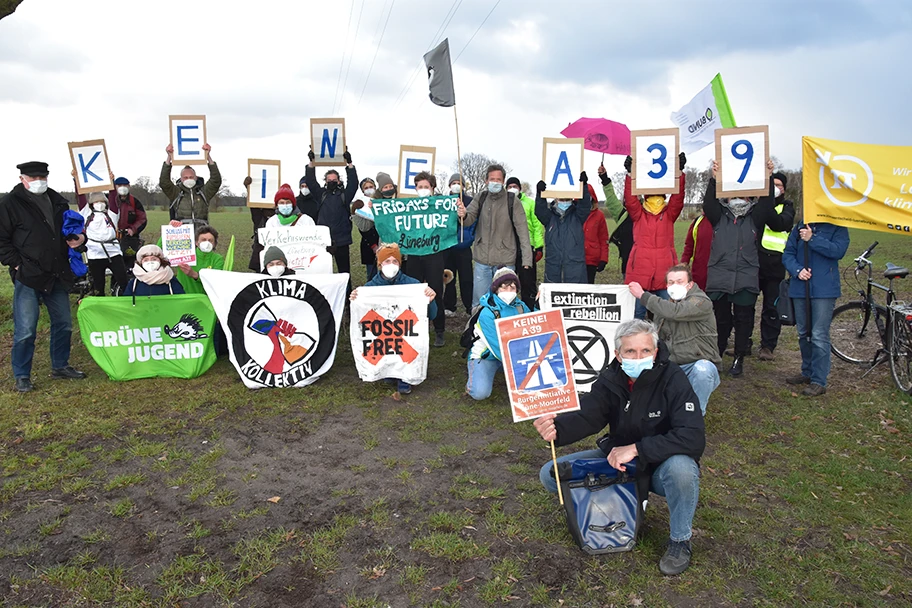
top-left (855, 241), bottom-right (879, 269)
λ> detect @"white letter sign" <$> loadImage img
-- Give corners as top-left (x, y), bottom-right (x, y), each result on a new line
top-left (247, 159), bottom-right (281, 209)
top-left (397, 145), bottom-right (436, 198)
top-left (715, 126), bottom-right (770, 198)
top-left (169, 115), bottom-right (208, 166)
top-left (68, 139), bottom-right (112, 194)
top-left (631, 128), bottom-right (680, 195)
top-left (310, 118), bottom-right (346, 166)
top-left (541, 138), bottom-right (584, 199)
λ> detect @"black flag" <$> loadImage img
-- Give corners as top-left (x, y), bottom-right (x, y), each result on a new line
top-left (423, 38), bottom-right (456, 107)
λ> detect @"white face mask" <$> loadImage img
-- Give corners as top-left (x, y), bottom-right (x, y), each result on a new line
top-left (116, 186), bottom-right (130, 196)
top-left (142, 260), bottom-right (161, 272)
top-left (277, 203), bottom-right (294, 216)
top-left (450, 184), bottom-right (461, 194)
top-left (182, 178), bottom-right (197, 189)
top-left (267, 265), bottom-right (286, 277)
top-left (198, 241), bottom-right (214, 253)
top-left (498, 290), bottom-right (517, 303)
top-left (300, 187), bottom-right (310, 196)
top-left (416, 188), bottom-right (432, 198)
top-left (507, 187), bottom-right (520, 195)
top-left (774, 186), bottom-right (782, 198)
top-left (363, 188), bottom-right (376, 198)
top-left (667, 283), bottom-right (689, 301)
top-left (92, 203), bottom-right (107, 213)
top-left (26, 179), bottom-right (48, 195)
top-left (381, 263), bottom-right (399, 279)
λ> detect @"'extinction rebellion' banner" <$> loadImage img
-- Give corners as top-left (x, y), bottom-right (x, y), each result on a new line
top-left (77, 294), bottom-right (217, 381)
top-left (802, 136), bottom-right (912, 236)
top-left (371, 194), bottom-right (459, 255)
top-left (200, 269), bottom-right (348, 389)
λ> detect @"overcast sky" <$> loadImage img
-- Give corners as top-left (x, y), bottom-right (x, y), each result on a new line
top-left (1, 0), bottom-right (910, 195)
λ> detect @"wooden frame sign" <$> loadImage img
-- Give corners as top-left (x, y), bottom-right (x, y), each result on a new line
top-left (541, 137), bottom-right (584, 199)
top-left (169, 115), bottom-right (208, 166)
top-left (247, 159), bottom-right (282, 209)
top-left (68, 139), bottom-right (113, 194)
top-left (715, 125), bottom-right (770, 198)
top-left (630, 128), bottom-right (680, 195)
top-left (397, 145), bottom-right (436, 198)
top-left (310, 118), bottom-right (346, 166)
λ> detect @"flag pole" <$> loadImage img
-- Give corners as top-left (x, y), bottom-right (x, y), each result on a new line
top-left (454, 105), bottom-right (465, 243)
top-left (550, 440), bottom-right (564, 506)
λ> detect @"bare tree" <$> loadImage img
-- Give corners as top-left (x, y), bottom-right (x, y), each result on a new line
top-left (451, 153), bottom-right (511, 196)
top-left (435, 170), bottom-right (450, 195)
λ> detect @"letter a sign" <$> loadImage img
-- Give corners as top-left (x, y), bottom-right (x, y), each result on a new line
top-left (310, 118), bottom-right (346, 166)
top-left (68, 139), bottom-right (113, 194)
top-left (541, 138), bottom-right (584, 199)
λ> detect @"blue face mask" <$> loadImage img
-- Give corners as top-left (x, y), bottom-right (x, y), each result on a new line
top-left (620, 355), bottom-right (654, 379)
top-left (556, 201), bottom-right (572, 212)
top-left (487, 182), bottom-right (503, 194)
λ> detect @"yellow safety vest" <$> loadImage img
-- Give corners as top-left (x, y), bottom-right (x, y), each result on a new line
top-left (691, 215), bottom-right (704, 246)
top-left (761, 204), bottom-right (788, 253)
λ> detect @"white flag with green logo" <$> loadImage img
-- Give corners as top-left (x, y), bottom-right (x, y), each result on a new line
top-left (670, 73), bottom-right (737, 154)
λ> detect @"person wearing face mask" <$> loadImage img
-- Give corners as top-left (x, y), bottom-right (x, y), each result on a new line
top-left (622, 153), bottom-right (687, 319)
top-left (703, 159), bottom-right (792, 377)
top-left (296, 175), bottom-right (319, 224)
top-left (583, 183), bottom-right (610, 284)
top-left (304, 148), bottom-right (359, 290)
top-left (261, 246), bottom-right (296, 277)
top-left (755, 171), bottom-right (796, 361)
top-left (597, 162), bottom-right (632, 279)
top-left (462, 164), bottom-right (532, 308)
top-left (443, 174), bottom-right (475, 316)
top-left (505, 177), bottom-right (544, 308)
top-left (175, 225), bottom-right (225, 294)
top-left (681, 211), bottom-right (713, 291)
top-left (110, 177), bottom-right (147, 273)
top-left (464, 267), bottom-right (529, 400)
top-left (628, 265), bottom-right (720, 415)
top-left (350, 243), bottom-right (437, 395)
top-left (159, 142), bottom-right (222, 223)
top-left (351, 177), bottom-right (382, 281)
top-left (0, 161), bottom-right (88, 392)
top-left (534, 174), bottom-right (591, 284)
top-left (533, 319), bottom-right (705, 576)
top-left (121, 244), bottom-right (185, 297)
top-left (265, 184), bottom-right (315, 229)
top-left (242, 175), bottom-right (277, 272)
top-left (79, 192), bottom-right (128, 296)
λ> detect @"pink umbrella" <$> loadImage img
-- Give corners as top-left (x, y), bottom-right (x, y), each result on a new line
top-left (561, 117), bottom-right (631, 156)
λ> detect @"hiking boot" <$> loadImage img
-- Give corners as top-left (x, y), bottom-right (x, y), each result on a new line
top-left (15, 377), bottom-right (33, 393)
top-left (659, 539), bottom-right (692, 576)
top-left (758, 347), bottom-right (774, 361)
top-left (785, 374), bottom-right (811, 385)
top-left (434, 332), bottom-right (445, 348)
top-left (802, 383), bottom-right (827, 397)
top-left (51, 366), bottom-right (86, 380)
top-left (728, 356), bottom-right (744, 377)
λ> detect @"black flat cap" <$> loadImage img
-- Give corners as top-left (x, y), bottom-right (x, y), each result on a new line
top-left (17, 161), bottom-right (49, 177)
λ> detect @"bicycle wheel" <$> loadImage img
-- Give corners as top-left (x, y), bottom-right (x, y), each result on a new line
top-left (889, 310), bottom-right (912, 394)
top-left (830, 302), bottom-right (883, 366)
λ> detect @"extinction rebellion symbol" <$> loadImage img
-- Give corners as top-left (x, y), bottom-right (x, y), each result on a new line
top-left (566, 325), bottom-right (609, 386)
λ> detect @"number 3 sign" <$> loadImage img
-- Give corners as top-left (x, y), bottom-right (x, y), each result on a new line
top-left (631, 128), bottom-right (680, 195)
top-left (715, 126), bottom-right (770, 198)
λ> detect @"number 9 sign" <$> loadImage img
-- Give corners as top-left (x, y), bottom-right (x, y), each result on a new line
top-left (631, 128), bottom-right (680, 195)
top-left (715, 126), bottom-right (770, 198)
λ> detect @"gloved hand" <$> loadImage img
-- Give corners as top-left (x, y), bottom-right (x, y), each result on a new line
top-left (308, 148), bottom-right (315, 162)
top-left (351, 200), bottom-right (364, 211)
top-left (598, 164), bottom-right (611, 186)
top-left (343, 149), bottom-right (352, 164)
top-left (579, 171), bottom-right (588, 184)
top-left (596, 261), bottom-right (606, 272)
top-left (534, 248), bottom-right (543, 263)
top-left (679, 152), bottom-right (687, 171)
top-left (624, 156), bottom-right (632, 173)
top-left (243, 176), bottom-right (252, 187)
top-left (536, 180), bottom-right (547, 193)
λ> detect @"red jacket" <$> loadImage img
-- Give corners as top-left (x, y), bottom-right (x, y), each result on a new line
top-left (682, 214), bottom-right (713, 290)
top-left (623, 173), bottom-right (685, 291)
top-left (583, 208), bottom-right (609, 266)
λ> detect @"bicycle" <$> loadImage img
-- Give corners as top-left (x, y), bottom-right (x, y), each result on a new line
top-left (829, 241), bottom-right (912, 394)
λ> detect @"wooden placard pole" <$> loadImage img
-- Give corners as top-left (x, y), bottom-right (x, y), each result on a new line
top-left (550, 440), bottom-right (564, 506)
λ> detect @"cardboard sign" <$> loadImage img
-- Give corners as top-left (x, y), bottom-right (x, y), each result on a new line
top-left (541, 137), bottom-right (585, 199)
top-left (715, 126), bottom-right (770, 198)
top-left (538, 283), bottom-right (636, 392)
top-left (310, 118), bottom-right (346, 166)
top-left (371, 195), bottom-right (460, 255)
top-left (161, 223), bottom-right (197, 266)
top-left (397, 145), bottom-right (436, 198)
top-left (496, 309), bottom-right (580, 423)
top-left (350, 283), bottom-right (430, 385)
top-left (169, 115), bottom-right (208, 166)
top-left (257, 225), bottom-right (333, 273)
top-left (248, 159), bottom-right (281, 209)
top-left (630, 128), bottom-right (681, 195)
top-left (68, 139), bottom-right (113, 194)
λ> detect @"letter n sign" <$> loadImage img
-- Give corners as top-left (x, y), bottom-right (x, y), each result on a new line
top-left (541, 137), bottom-right (584, 199)
top-left (67, 139), bottom-right (113, 194)
top-left (247, 159), bottom-right (281, 209)
top-left (169, 115), bottom-right (208, 165)
top-left (397, 145), bottom-right (436, 198)
top-left (310, 118), bottom-right (346, 166)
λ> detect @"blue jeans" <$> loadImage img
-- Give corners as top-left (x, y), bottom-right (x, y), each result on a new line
top-left (678, 360), bottom-right (720, 416)
top-left (635, 288), bottom-right (670, 320)
top-left (792, 297), bottom-right (836, 386)
top-left (539, 449), bottom-right (700, 542)
top-left (12, 279), bottom-right (73, 378)
top-left (466, 357), bottom-right (502, 400)
top-left (472, 262), bottom-right (514, 309)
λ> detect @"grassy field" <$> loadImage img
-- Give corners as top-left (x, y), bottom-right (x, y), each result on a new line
top-left (0, 210), bottom-right (909, 607)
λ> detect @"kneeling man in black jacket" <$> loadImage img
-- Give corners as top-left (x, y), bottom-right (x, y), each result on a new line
top-left (535, 319), bottom-right (705, 576)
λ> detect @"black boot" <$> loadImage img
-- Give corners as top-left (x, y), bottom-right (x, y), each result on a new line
top-left (729, 356), bottom-right (744, 377)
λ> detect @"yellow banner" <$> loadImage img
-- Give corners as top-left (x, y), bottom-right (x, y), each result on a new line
top-left (802, 136), bottom-right (912, 235)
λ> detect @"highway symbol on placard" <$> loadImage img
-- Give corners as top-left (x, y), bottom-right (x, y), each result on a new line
top-left (507, 332), bottom-right (569, 392)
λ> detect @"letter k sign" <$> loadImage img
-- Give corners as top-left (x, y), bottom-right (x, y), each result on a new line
top-left (79, 151), bottom-right (102, 182)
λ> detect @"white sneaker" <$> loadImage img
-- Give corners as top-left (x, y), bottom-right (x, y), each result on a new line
top-left (444, 309), bottom-right (456, 318)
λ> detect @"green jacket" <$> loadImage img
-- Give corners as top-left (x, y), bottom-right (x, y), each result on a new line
top-left (602, 181), bottom-right (625, 227)
top-left (641, 286), bottom-right (721, 365)
top-left (518, 193), bottom-right (544, 249)
top-left (159, 161), bottom-right (222, 222)
top-left (175, 248), bottom-right (224, 295)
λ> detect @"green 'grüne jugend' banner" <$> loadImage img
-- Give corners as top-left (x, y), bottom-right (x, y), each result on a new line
top-left (370, 194), bottom-right (460, 255)
top-left (77, 294), bottom-right (217, 381)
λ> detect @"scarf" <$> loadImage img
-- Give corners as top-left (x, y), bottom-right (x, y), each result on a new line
top-left (643, 195), bottom-right (668, 215)
top-left (723, 198), bottom-right (754, 218)
top-left (277, 212), bottom-right (298, 226)
top-left (132, 262), bottom-right (175, 285)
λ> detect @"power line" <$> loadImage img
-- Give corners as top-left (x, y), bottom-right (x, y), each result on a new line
top-left (453, 0), bottom-right (501, 64)
top-left (338, 0), bottom-right (366, 114)
top-left (332, 0), bottom-right (356, 116)
top-left (357, 0), bottom-right (396, 106)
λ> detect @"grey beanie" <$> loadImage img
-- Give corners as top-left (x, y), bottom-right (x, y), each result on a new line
top-left (263, 246), bottom-right (287, 266)
top-left (448, 173), bottom-right (463, 186)
top-left (376, 172), bottom-right (395, 189)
